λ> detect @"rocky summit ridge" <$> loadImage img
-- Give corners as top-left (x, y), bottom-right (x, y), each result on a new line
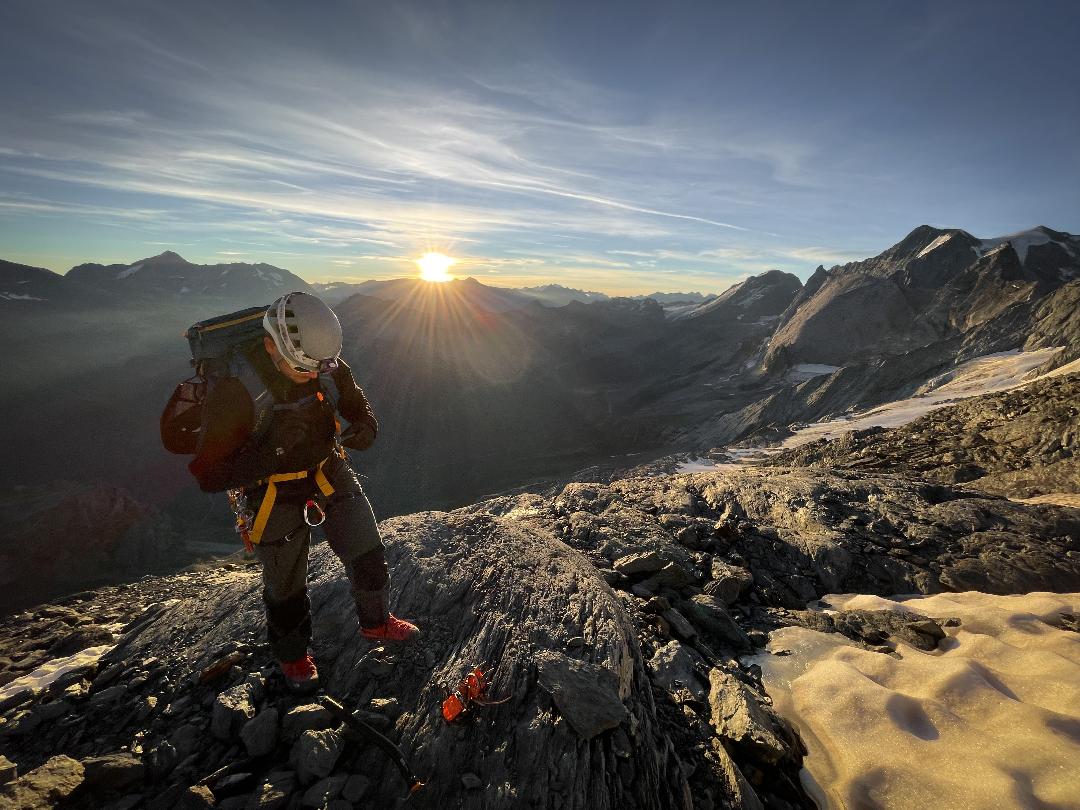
top-left (2, 430), bottom-right (1078, 807)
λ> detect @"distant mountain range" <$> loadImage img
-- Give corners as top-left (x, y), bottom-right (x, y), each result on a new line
top-left (1, 224), bottom-right (1077, 611)
top-left (0, 251), bottom-right (716, 312)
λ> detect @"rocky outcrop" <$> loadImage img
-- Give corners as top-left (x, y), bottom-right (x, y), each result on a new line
top-left (763, 226), bottom-right (1080, 372)
top-left (765, 372), bottom-right (1080, 499)
top-left (1, 462), bottom-right (1078, 807)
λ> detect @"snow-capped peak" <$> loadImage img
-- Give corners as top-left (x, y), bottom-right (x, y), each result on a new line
top-left (916, 232), bottom-right (954, 258)
top-left (976, 226), bottom-right (1076, 264)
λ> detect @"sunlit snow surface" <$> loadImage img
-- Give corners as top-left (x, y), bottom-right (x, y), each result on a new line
top-left (752, 592), bottom-right (1080, 810)
top-left (0, 643), bottom-right (116, 701)
top-left (777, 347), bottom-right (1075, 451)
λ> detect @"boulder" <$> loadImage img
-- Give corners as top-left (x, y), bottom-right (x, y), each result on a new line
top-left (290, 728), bottom-right (344, 784)
top-left (648, 640), bottom-right (708, 701)
top-left (613, 550), bottom-right (666, 576)
top-left (536, 651), bottom-right (629, 740)
top-left (0, 755), bottom-right (84, 809)
top-left (708, 669), bottom-right (788, 764)
top-left (81, 752), bottom-right (146, 792)
top-left (211, 681), bottom-right (257, 740)
top-left (682, 595), bottom-right (752, 651)
top-left (241, 707), bottom-right (280, 757)
top-left (707, 561), bottom-right (754, 605)
top-left (282, 703), bottom-right (334, 740)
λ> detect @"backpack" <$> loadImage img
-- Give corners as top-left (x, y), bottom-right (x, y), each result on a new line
top-left (160, 305), bottom-right (340, 455)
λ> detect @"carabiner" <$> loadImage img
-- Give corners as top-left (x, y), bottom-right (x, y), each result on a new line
top-left (303, 499), bottom-right (326, 527)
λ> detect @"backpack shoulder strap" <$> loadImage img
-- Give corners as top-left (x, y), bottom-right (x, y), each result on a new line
top-left (227, 354), bottom-right (276, 440)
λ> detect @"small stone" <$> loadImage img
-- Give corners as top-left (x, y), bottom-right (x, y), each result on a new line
top-left (91, 684), bottom-right (129, 706)
top-left (661, 608), bottom-right (698, 640)
top-left (92, 662), bottom-right (124, 690)
top-left (461, 772), bottom-right (483, 789)
top-left (32, 699), bottom-right (72, 723)
top-left (241, 708), bottom-right (280, 757)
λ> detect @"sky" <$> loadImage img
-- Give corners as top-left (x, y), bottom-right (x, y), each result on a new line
top-left (1, 0), bottom-right (1078, 295)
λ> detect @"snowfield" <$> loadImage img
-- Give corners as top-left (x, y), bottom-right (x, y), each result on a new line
top-left (752, 591), bottom-right (1080, 810)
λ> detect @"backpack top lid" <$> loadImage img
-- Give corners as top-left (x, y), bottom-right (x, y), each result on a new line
top-left (186, 305), bottom-right (269, 366)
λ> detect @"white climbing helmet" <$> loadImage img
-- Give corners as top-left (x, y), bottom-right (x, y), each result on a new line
top-left (263, 292), bottom-right (342, 373)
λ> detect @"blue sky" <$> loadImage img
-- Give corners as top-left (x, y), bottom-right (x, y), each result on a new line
top-left (1, 0), bottom-right (1077, 294)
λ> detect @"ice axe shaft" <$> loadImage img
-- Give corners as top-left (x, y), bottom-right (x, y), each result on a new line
top-left (321, 695), bottom-right (424, 797)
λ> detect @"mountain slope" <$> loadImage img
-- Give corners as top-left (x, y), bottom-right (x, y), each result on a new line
top-left (764, 226), bottom-right (1080, 371)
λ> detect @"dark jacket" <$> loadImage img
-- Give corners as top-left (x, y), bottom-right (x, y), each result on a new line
top-left (189, 346), bottom-right (378, 493)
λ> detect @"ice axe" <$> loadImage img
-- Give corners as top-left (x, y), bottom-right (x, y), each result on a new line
top-left (320, 695), bottom-right (424, 797)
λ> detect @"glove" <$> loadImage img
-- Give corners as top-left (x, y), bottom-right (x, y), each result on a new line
top-left (341, 420), bottom-right (377, 451)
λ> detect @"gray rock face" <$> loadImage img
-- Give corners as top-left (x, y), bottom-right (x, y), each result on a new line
top-left (535, 651), bottom-right (630, 740)
top-left (764, 225), bottom-right (1080, 371)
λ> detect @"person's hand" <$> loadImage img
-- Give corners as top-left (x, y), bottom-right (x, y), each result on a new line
top-left (341, 420), bottom-right (376, 450)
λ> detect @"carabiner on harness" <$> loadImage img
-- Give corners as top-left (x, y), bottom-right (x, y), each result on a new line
top-left (303, 498), bottom-right (326, 527)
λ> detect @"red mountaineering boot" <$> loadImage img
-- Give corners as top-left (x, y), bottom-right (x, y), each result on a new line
top-left (361, 614), bottom-right (420, 643)
top-left (279, 653), bottom-right (320, 693)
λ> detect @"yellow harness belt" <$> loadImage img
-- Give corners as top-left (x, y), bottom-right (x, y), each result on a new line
top-left (249, 457), bottom-right (337, 545)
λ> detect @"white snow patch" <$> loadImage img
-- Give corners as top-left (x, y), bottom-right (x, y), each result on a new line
top-left (676, 458), bottom-right (722, 473)
top-left (978, 228), bottom-right (1053, 263)
top-left (916, 232), bottom-right (953, 258)
top-left (116, 262), bottom-right (143, 280)
top-left (786, 363), bottom-right (841, 382)
top-left (776, 347), bottom-right (1063, 450)
top-left (0, 643), bottom-right (116, 701)
top-left (751, 591), bottom-right (1080, 810)
top-left (0, 292), bottom-right (46, 301)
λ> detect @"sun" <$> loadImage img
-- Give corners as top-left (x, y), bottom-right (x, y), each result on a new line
top-left (416, 252), bottom-right (457, 282)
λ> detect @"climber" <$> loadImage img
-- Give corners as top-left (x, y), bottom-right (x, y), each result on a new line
top-left (188, 291), bottom-right (419, 692)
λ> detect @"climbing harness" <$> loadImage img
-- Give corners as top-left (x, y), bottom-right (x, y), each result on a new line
top-left (321, 694), bottom-right (424, 797)
top-left (441, 664), bottom-right (509, 723)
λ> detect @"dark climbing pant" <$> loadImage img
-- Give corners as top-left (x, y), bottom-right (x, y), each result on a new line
top-left (252, 455), bottom-right (391, 662)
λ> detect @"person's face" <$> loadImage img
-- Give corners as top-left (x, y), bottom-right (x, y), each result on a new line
top-left (263, 335), bottom-right (319, 383)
